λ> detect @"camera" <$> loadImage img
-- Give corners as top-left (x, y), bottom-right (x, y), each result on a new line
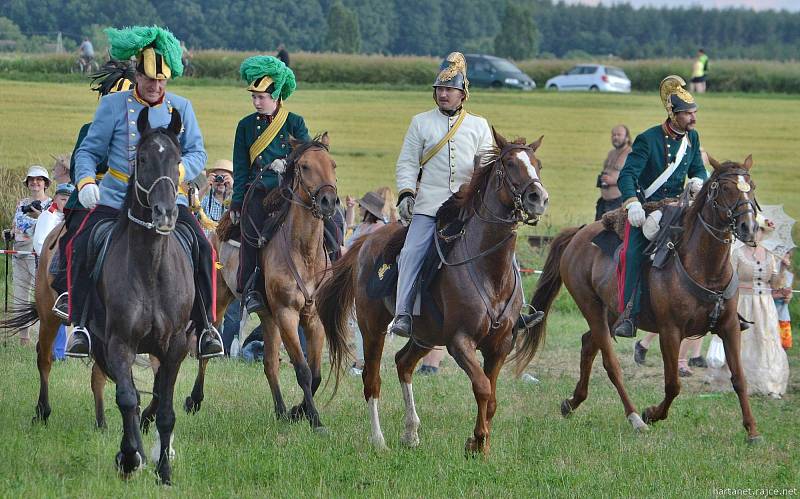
top-left (21, 200), bottom-right (43, 214)
top-left (213, 175), bottom-right (225, 183)
top-left (596, 174), bottom-right (606, 188)
top-left (3, 229), bottom-right (12, 243)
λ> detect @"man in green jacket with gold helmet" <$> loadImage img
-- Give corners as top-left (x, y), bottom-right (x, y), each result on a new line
top-left (614, 75), bottom-right (707, 338)
top-left (229, 55), bottom-right (310, 313)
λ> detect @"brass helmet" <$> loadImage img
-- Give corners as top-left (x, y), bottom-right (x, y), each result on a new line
top-left (433, 52), bottom-right (469, 100)
top-left (659, 75), bottom-right (697, 121)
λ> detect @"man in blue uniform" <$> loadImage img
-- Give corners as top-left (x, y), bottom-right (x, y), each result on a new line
top-left (613, 75), bottom-right (707, 338)
top-left (67, 26), bottom-right (223, 358)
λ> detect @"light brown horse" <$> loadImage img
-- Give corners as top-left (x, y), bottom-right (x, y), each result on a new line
top-left (514, 157), bottom-right (762, 442)
top-left (316, 130), bottom-right (549, 455)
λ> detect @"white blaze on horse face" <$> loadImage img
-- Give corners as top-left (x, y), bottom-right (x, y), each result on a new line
top-left (515, 151), bottom-right (549, 201)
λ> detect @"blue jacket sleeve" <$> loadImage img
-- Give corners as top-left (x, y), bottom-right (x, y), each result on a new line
top-left (74, 96), bottom-right (117, 188)
top-left (176, 99), bottom-right (207, 182)
top-left (617, 133), bottom-right (650, 203)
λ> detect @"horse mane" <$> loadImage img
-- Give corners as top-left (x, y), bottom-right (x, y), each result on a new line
top-left (435, 147), bottom-right (499, 222)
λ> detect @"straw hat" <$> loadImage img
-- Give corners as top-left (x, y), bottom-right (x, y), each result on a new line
top-left (358, 191), bottom-right (387, 221)
top-left (209, 159), bottom-right (233, 174)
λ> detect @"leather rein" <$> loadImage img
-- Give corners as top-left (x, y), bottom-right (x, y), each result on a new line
top-left (127, 130), bottom-right (180, 236)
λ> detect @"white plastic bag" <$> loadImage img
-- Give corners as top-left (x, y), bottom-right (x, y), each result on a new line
top-left (706, 334), bottom-right (726, 368)
top-left (32, 209), bottom-right (63, 254)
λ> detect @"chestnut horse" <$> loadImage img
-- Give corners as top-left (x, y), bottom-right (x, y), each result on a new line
top-left (316, 130), bottom-right (549, 455)
top-left (514, 157), bottom-right (761, 442)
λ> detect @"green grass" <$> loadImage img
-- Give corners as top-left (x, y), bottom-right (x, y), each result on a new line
top-left (0, 309), bottom-right (797, 496)
top-left (0, 80), bottom-right (798, 496)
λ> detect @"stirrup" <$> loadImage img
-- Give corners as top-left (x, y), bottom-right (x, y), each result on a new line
top-left (244, 290), bottom-right (267, 314)
top-left (52, 292), bottom-right (69, 321)
top-left (198, 326), bottom-right (224, 359)
top-left (516, 304), bottom-right (545, 331)
top-left (387, 314), bottom-right (412, 337)
top-left (66, 326), bottom-right (92, 358)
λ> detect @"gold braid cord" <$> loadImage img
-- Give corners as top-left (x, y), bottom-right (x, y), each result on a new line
top-left (188, 186), bottom-right (218, 231)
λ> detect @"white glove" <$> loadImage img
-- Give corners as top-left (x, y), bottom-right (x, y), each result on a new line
top-left (269, 158), bottom-right (287, 174)
top-left (626, 201), bottom-right (646, 227)
top-left (397, 196), bottom-right (415, 224)
top-left (78, 183), bottom-right (100, 209)
top-left (687, 177), bottom-right (704, 196)
top-left (642, 210), bottom-right (663, 241)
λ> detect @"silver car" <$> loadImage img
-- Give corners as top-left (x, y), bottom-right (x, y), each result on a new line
top-left (545, 64), bottom-right (631, 93)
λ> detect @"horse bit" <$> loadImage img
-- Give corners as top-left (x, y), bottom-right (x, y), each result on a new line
top-left (127, 155), bottom-right (180, 236)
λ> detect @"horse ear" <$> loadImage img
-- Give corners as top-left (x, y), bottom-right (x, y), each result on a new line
top-left (168, 110), bottom-right (182, 136)
top-left (319, 132), bottom-right (330, 148)
top-left (708, 154), bottom-right (722, 171)
top-left (492, 127), bottom-right (508, 149)
top-left (289, 136), bottom-right (303, 149)
top-left (137, 107), bottom-right (150, 135)
top-left (528, 135), bottom-right (544, 152)
top-left (743, 154), bottom-right (753, 170)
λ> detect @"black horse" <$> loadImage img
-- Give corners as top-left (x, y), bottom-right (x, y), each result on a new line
top-left (89, 109), bottom-right (194, 484)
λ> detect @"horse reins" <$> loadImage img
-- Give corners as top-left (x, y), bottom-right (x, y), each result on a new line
top-left (127, 131), bottom-right (180, 236)
top-left (697, 169), bottom-right (759, 245)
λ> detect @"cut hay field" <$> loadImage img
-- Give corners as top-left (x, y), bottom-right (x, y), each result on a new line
top-left (0, 81), bottom-right (798, 497)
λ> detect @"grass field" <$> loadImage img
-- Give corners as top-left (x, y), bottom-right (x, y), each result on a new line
top-left (0, 80), bottom-right (798, 496)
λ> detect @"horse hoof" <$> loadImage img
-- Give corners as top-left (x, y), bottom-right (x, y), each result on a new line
top-left (464, 437), bottom-right (482, 458)
top-left (184, 396), bottom-right (200, 414)
top-left (289, 405), bottom-right (305, 422)
top-left (96, 419), bottom-right (107, 431)
top-left (115, 451), bottom-right (143, 478)
top-left (370, 435), bottom-right (389, 451)
top-left (399, 433), bottom-right (420, 448)
top-left (313, 426), bottom-right (330, 436)
top-left (641, 407), bottom-right (655, 425)
top-left (560, 399), bottom-right (573, 418)
top-left (627, 413), bottom-right (649, 432)
top-left (746, 434), bottom-right (764, 446)
top-left (141, 419), bottom-right (151, 434)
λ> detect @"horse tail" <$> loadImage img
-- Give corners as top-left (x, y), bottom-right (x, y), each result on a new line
top-left (315, 236), bottom-right (363, 397)
top-left (512, 225), bottom-right (581, 377)
top-left (0, 300), bottom-right (39, 337)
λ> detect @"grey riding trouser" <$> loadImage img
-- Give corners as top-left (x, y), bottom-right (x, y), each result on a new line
top-left (395, 214), bottom-right (436, 317)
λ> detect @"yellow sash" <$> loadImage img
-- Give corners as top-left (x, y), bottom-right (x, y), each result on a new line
top-left (248, 107), bottom-right (289, 166)
top-left (420, 110), bottom-right (467, 167)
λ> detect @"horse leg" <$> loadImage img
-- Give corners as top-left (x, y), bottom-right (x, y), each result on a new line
top-left (153, 357), bottom-right (182, 485)
top-left (260, 312), bottom-right (288, 420)
top-left (481, 340), bottom-right (512, 436)
top-left (33, 320), bottom-right (58, 424)
top-left (448, 335), bottom-right (492, 457)
top-left (594, 325), bottom-right (645, 430)
top-left (298, 314), bottom-right (326, 431)
top-left (642, 328), bottom-right (681, 426)
top-left (362, 321), bottom-right (388, 450)
top-left (720, 325), bottom-right (760, 443)
top-left (141, 369), bottom-right (160, 434)
top-left (184, 358), bottom-right (208, 414)
top-left (105, 337), bottom-right (145, 477)
top-left (275, 309), bottom-right (322, 430)
top-left (394, 339), bottom-right (431, 448)
top-left (91, 362), bottom-right (108, 430)
top-left (562, 331), bottom-right (599, 417)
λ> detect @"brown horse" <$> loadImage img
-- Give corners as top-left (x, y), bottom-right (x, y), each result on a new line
top-left (514, 156), bottom-right (762, 442)
top-left (316, 130), bottom-right (549, 455)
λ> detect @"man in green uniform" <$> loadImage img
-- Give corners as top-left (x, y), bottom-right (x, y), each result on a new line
top-left (614, 75), bottom-right (707, 338)
top-left (229, 55), bottom-right (310, 313)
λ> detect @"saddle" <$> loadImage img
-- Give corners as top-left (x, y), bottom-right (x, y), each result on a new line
top-left (86, 219), bottom-right (198, 283)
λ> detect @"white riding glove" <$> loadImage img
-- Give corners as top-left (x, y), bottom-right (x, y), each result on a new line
top-left (626, 201), bottom-right (646, 227)
top-left (397, 196), bottom-right (415, 224)
top-left (78, 183), bottom-right (100, 209)
top-left (642, 210), bottom-right (663, 241)
top-left (269, 158), bottom-right (287, 174)
top-left (687, 177), bottom-right (704, 196)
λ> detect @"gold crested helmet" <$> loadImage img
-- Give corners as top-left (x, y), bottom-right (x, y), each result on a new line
top-left (659, 75), bottom-right (697, 120)
top-left (433, 52), bottom-right (469, 100)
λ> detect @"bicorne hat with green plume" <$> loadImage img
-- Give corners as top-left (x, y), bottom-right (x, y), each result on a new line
top-left (105, 25), bottom-right (183, 79)
top-left (240, 55), bottom-right (296, 101)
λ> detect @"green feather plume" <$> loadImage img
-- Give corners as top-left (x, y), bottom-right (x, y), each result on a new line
top-left (239, 55), bottom-right (296, 101)
top-left (105, 26), bottom-right (184, 77)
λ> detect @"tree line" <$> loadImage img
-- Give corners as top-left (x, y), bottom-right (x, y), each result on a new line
top-left (2, 0), bottom-right (799, 60)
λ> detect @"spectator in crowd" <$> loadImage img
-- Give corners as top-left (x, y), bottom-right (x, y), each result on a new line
top-left (276, 44), bottom-right (290, 67)
top-left (595, 124), bottom-right (632, 221)
top-left (774, 249), bottom-right (794, 350)
top-left (51, 154), bottom-right (71, 185)
top-left (12, 165), bottom-right (52, 345)
top-left (690, 49), bottom-right (707, 93)
top-left (197, 159), bottom-right (233, 237)
top-left (707, 215), bottom-right (789, 398)
top-left (375, 186), bottom-right (399, 224)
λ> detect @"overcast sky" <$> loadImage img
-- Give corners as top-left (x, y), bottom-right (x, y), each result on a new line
top-left (564, 0), bottom-right (800, 11)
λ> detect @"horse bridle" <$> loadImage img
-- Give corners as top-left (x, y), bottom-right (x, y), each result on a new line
top-left (126, 132), bottom-right (180, 235)
top-left (697, 168), bottom-right (759, 245)
top-left (280, 146), bottom-right (337, 220)
top-left (474, 143), bottom-right (543, 227)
